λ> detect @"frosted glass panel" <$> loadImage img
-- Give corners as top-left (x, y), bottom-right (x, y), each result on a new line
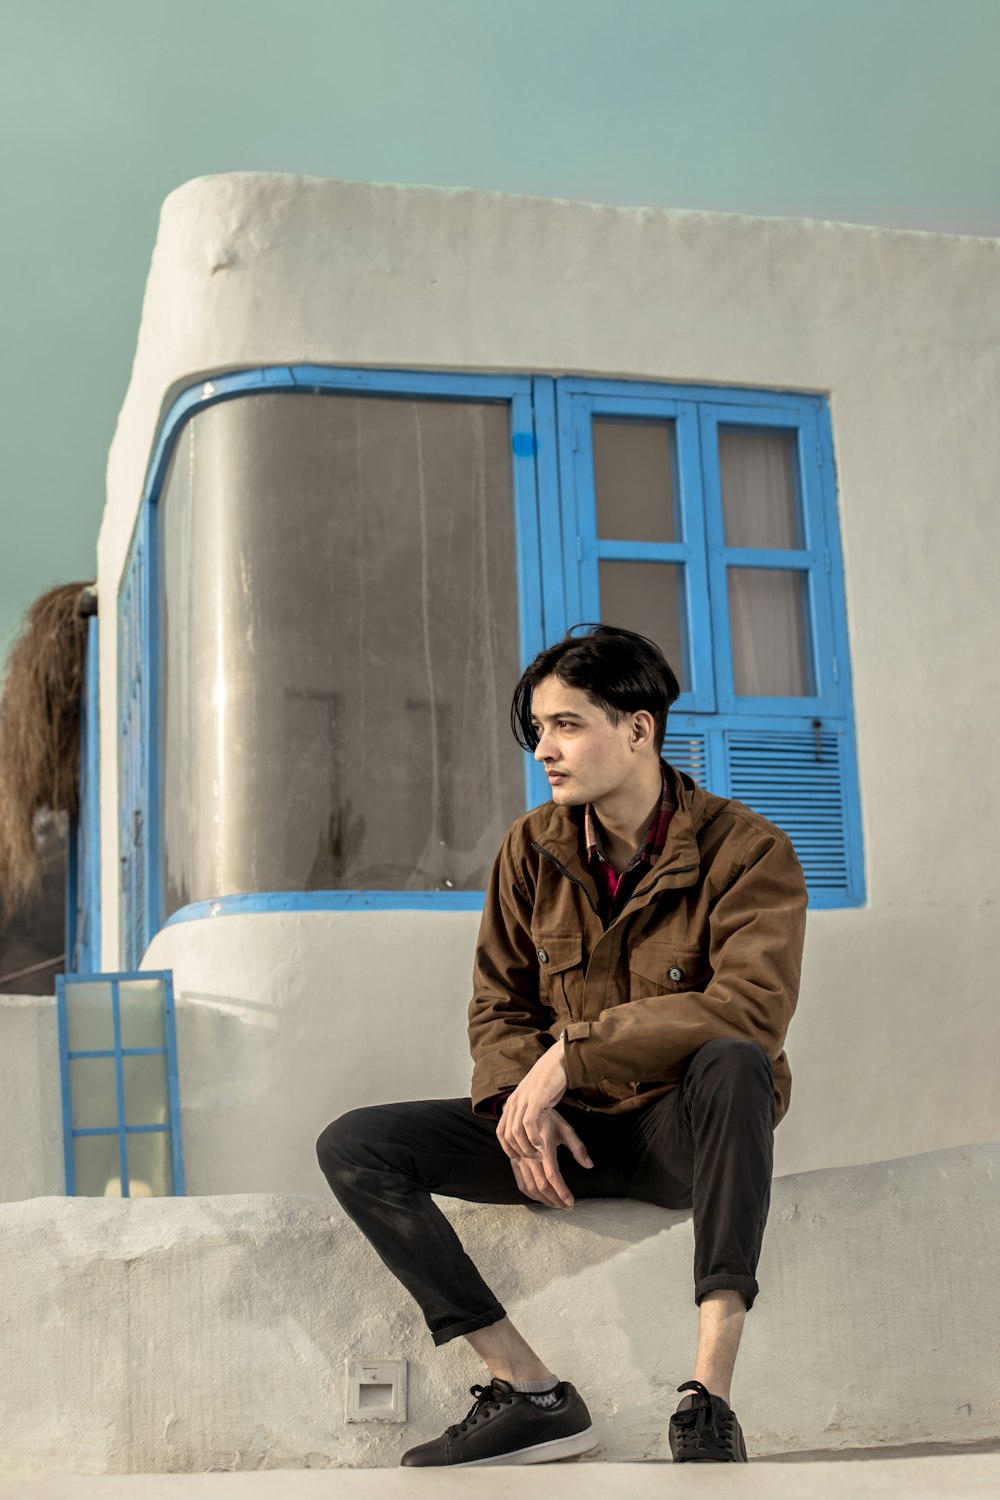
top-left (70, 1057), bottom-right (118, 1129)
top-left (593, 419), bottom-right (678, 542)
top-left (159, 392), bottom-right (524, 908)
top-left (127, 1132), bottom-right (174, 1197)
top-left (73, 1133), bottom-right (123, 1197)
top-left (728, 569), bottom-right (813, 697)
top-left (599, 561), bottom-right (688, 690)
top-left (719, 428), bottom-right (802, 549)
top-left (119, 978), bottom-right (167, 1051)
top-left (65, 981), bottom-right (114, 1052)
top-left (122, 1054), bottom-right (169, 1127)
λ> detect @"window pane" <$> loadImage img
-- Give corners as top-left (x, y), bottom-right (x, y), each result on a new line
top-left (73, 1132), bottom-right (123, 1197)
top-left (121, 1053), bottom-right (169, 1127)
top-left (159, 392), bottom-right (525, 906)
top-left (598, 561), bottom-right (688, 690)
top-left (65, 980), bottom-right (114, 1053)
top-left (119, 978), bottom-right (166, 1051)
top-left (70, 1057), bottom-right (118, 1129)
top-left (127, 1131), bottom-right (174, 1197)
top-left (593, 419), bottom-right (678, 542)
top-left (728, 569), bottom-right (814, 697)
top-left (719, 428), bottom-right (802, 549)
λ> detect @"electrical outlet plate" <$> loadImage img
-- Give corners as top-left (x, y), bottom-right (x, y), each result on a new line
top-left (345, 1358), bottom-right (408, 1423)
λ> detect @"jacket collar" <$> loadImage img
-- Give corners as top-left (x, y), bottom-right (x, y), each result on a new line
top-left (533, 760), bottom-right (705, 906)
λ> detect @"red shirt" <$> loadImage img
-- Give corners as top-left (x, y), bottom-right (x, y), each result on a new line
top-left (583, 760), bottom-right (677, 922)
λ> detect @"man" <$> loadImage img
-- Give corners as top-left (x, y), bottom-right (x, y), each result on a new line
top-left (317, 624), bottom-right (807, 1466)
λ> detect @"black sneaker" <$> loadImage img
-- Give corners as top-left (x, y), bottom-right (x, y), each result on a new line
top-left (399, 1377), bottom-right (598, 1467)
top-left (668, 1380), bottom-right (748, 1462)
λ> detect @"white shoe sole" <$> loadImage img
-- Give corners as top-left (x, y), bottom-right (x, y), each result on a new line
top-left (454, 1424), bottom-right (599, 1467)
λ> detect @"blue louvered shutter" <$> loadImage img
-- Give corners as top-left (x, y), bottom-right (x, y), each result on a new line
top-left (663, 730), bottom-right (709, 786)
top-left (118, 531), bottom-right (148, 968)
top-left (724, 728), bottom-right (853, 899)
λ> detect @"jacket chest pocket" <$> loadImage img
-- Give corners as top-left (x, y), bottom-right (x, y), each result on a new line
top-left (628, 942), bottom-right (710, 1001)
top-left (534, 933), bottom-right (584, 1019)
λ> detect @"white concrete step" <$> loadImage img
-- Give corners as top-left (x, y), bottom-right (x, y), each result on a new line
top-left (1, 1141), bottom-right (997, 1477)
top-left (1, 1455), bottom-right (999, 1499)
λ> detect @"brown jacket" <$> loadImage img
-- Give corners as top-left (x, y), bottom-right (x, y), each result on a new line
top-left (468, 763), bottom-right (807, 1125)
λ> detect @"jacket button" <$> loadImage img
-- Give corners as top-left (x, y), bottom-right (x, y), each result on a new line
top-left (537, 948), bottom-right (549, 964)
top-left (668, 966), bottom-right (684, 981)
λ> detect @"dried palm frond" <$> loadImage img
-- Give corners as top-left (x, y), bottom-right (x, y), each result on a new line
top-left (0, 582), bottom-right (95, 912)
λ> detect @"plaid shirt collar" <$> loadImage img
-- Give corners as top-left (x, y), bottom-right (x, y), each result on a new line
top-left (583, 760), bottom-right (677, 876)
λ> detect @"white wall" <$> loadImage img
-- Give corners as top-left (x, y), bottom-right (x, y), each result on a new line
top-left (91, 174), bottom-right (1000, 1186)
top-left (0, 996), bottom-right (64, 1200)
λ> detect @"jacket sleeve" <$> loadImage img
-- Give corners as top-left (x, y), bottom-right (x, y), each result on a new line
top-left (560, 828), bottom-right (807, 1094)
top-left (468, 827), bottom-right (553, 1117)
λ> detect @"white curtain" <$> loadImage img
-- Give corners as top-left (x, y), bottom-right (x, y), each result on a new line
top-left (718, 429), bottom-right (811, 697)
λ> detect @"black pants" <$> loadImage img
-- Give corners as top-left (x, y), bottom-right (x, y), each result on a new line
top-left (316, 1037), bottom-right (776, 1347)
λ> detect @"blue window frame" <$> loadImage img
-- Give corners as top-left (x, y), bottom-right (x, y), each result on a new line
top-left (67, 612), bottom-right (101, 974)
top-left (119, 366), bottom-right (863, 961)
top-left (56, 969), bottom-right (185, 1197)
top-left (554, 377), bottom-right (863, 909)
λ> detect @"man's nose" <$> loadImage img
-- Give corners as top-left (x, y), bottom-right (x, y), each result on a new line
top-left (534, 729), bottom-right (553, 762)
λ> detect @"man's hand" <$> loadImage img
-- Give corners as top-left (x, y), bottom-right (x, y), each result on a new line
top-left (498, 1038), bottom-right (570, 1158)
top-left (501, 1106), bottom-right (593, 1208)
top-left (496, 1041), bottom-right (592, 1208)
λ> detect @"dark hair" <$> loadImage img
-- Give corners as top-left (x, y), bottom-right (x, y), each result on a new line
top-left (510, 624), bottom-right (681, 754)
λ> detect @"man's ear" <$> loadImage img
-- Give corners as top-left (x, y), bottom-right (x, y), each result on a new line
top-left (631, 710), bottom-right (655, 748)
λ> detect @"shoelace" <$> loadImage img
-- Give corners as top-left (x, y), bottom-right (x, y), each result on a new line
top-left (448, 1380), bottom-right (516, 1436)
top-left (673, 1380), bottom-right (734, 1453)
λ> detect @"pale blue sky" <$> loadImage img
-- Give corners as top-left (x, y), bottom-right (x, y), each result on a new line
top-left (2, 0), bottom-right (999, 659)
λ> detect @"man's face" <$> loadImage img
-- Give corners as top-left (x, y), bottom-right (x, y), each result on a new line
top-left (530, 675), bottom-right (640, 807)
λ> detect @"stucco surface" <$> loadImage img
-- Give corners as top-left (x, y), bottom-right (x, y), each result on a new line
top-left (2, 1456), bottom-right (1000, 1498)
top-left (89, 173), bottom-right (1000, 1183)
top-left (1, 1142), bottom-right (996, 1476)
top-left (0, 996), bottom-right (64, 1200)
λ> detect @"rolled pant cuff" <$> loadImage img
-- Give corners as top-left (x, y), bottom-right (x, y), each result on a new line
top-left (695, 1274), bottom-right (759, 1312)
top-left (430, 1304), bottom-right (507, 1347)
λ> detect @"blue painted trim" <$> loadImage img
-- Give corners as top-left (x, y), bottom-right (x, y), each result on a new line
top-left (165, 892), bottom-right (488, 927)
top-left (67, 616), bottom-right (99, 971)
top-left (117, 523), bottom-right (147, 968)
top-left (142, 500), bottom-right (160, 970)
top-left (110, 979), bottom-right (129, 1196)
top-left (69, 1047), bottom-right (167, 1059)
top-left (162, 972), bottom-right (186, 1195)
top-left (557, 376), bottom-right (824, 414)
top-left (530, 377), bottom-right (569, 809)
top-left (67, 969), bottom-right (172, 983)
top-left (595, 539), bottom-right (689, 563)
top-left (55, 975), bottom-right (76, 1195)
top-left (83, 615), bottom-right (101, 970)
top-left (717, 547), bottom-right (813, 572)
top-left (510, 387), bottom-right (548, 812)
top-left (74, 1124), bottom-right (171, 1136)
top-left (815, 401), bottom-right (866, 906)
top-left (529, 379), bottom-right (567, 640)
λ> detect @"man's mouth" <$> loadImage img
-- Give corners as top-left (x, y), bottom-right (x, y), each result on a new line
top-left (547, 771), bottom-right (568, 782)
